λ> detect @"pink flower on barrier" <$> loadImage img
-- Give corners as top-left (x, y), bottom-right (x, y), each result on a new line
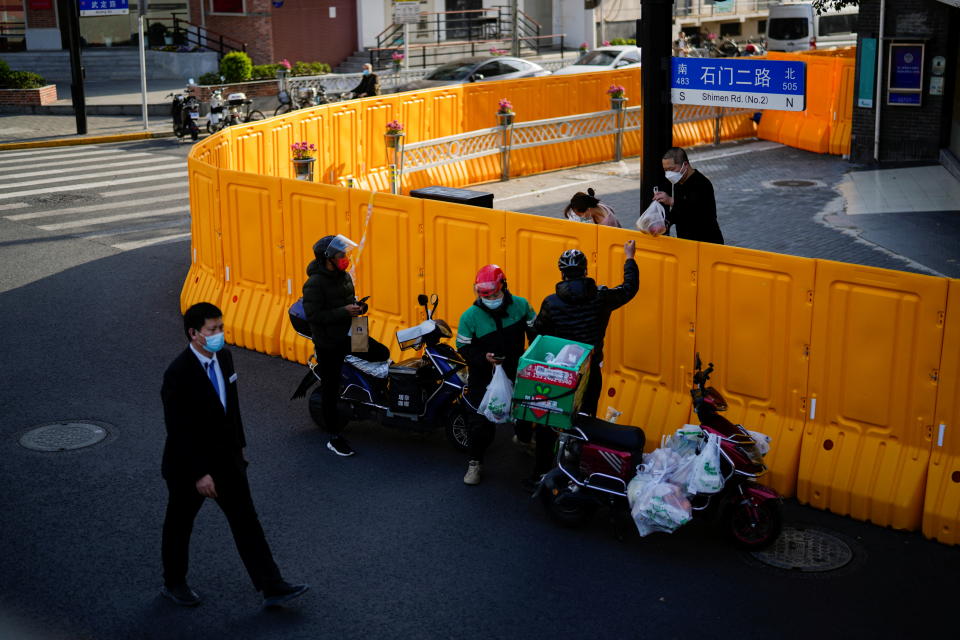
top-left (497, 98), bottom-right (513, 114)
top-left (607, 84), bottom-right (626, 98)
top-left (385, 120), bottom-right (405, 135)
top-left (290, 141), bottom-right (316, 160)
top-left (391, 51), bottom-right (404, 62)
top-left (279, 59), bottom-right (292, 70)
top-left (602, 40), bottom-right (611, 46)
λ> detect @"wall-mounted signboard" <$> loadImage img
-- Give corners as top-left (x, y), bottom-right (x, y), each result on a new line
top-left (887, 43), bottom-right (924, 106)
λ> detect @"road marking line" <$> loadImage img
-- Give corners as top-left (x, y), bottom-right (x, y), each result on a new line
top-left (0, 160), bottom-right (183, 190)
top-left (690, 141), bottom-right (783, 162)
top-left (78, 219), bottom-right (190, 240)
top-left (100, 182), bottom-right (189, 197)
top-left (0, 202), bottom-right (29, 211)
top-left (496, 175), bottom-right (618, 203)
top-left (0, 147), bottom-right (126, 163)
top-left (0, 171), bottom-right (188, 201)
top-left (111, 232), bottom-right (192, 251)
top-left (37, 206), bottom-right (189, 231)
top-left (6, 194), bottom-right (189, 221)
top-left (0, 153), bottom-right (159, 178)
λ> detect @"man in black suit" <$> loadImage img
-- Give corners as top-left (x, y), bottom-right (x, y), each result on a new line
top-left (160, 302), bottom-right (308, 608)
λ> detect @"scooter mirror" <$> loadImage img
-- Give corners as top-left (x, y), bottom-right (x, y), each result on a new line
top-left (429, 293), bottom-right (438, 319)
top-left (694, 352), bottom-right (702, 371)
top-left (417, 294), bottom-right (429, 306)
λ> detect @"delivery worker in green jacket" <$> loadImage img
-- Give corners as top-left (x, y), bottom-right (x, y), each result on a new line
top-left (455, 265), bottom-right (536, 486)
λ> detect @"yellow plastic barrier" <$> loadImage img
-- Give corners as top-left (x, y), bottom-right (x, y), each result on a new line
top-left (759, 51), bottom-right (854, 156)
top-left (798, 260), bottom-right (948, 530)
top-left (695, 244), bottom-right (816, 497)
top-left (181, 67), bottom-right (960, 542)
top-left (217, 168), bottom-right (286, 355)
top-left (923, 279), bottom-right (960, 544)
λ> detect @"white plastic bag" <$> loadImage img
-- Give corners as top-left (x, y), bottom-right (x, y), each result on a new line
top-left (478, 364), bottom-right (514, 424)
top-left (688, 432), bottom-right (725, 494)
top-left (748, 430), bottom-right (772, 456)
top-left (636, 200), bottom-right (667, 236)
top-left (627, 470), bottom-right (692, 536)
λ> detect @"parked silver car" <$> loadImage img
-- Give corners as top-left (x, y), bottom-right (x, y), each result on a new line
top-left (397, 56), bottom-right (550, 91)
top-left (551, 46), bottom-right (642, 76)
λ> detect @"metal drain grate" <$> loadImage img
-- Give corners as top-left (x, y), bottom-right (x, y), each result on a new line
top-left (771, 179), bottom-right (817, 187)
top-left (750, 526), bottom-right (853, 572)
top-left (19, 422), bottom-right (109, 452)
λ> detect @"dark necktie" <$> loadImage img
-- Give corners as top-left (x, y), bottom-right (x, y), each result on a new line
top-left (206, 361), bottom-right (220, 399)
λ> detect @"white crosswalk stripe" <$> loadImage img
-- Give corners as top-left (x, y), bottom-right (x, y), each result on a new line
top-left (0, 141), bottom-right (194, 252)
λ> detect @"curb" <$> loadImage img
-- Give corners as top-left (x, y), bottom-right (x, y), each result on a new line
top-left (0, 130), bottom-right (175, 151)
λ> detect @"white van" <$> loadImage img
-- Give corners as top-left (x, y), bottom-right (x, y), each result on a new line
top-left (766, 2), bottom-right (858, 52)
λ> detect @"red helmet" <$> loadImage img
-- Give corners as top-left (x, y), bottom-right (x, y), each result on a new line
top-left (474, 264), bottom-right (506, 297)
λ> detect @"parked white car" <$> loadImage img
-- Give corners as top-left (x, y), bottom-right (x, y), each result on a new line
top-left (551, 45), bottom-right (642, 76)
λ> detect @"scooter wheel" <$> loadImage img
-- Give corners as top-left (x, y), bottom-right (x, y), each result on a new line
top-left (274, 104), bottom-right (293, 117)
top-left (443, 405), bottom-right (471, 453)
top-left (724, 497), bottom-right (783, 550)
top-left (191, 129), bottom-right (199, 141)
top-left (540, 484), bottom-right (596, 528)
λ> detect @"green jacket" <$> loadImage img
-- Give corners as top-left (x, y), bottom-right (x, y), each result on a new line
top-left (302, 259), bottom-right (356, 350)
top-left (456, 292), bottom-right (535, 405)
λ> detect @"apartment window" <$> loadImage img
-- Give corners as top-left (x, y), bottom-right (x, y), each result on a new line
top-left (719, 22), bottom-right (742, 37)
top-left (211, 0), bottom-right (244, 13)
top-left (758, 20), bottom-right (767, 34)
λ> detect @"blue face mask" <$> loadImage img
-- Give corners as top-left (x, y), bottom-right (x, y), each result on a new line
top-left (481, 296), bottom-right (504, 309)
top-left (363, 69), bottom-right (371, 76)
top-left (203, 332), bottom-right (225, 353)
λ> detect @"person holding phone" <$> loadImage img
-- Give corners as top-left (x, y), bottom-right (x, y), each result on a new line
top-left (302, 234), bottom-right (389, 457)
top-left (455, 265), bottom-right (536, 486)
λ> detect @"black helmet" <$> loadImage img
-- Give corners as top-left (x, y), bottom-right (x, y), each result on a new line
top-left (313, 234), bottom-right (357, 260)
top-left (558, 249), bottom-right (587, 277)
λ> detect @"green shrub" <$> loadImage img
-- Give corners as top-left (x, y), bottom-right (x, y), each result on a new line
top-left (219, 51), bottom-right (253, 83)
top-left (1, 70), bottom-right (46, 89)
top-left (251, 63), bottom-right (282, 80)
top-left (291, 61), bottom-right (330, 77)
top-left (0, 59), bottom-right (11, 82)
top-left (609, 38), bottom-right (637, 46)
top-left (198, 71), bottom-right (222, 86)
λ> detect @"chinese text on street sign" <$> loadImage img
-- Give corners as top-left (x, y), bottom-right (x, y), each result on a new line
top-left (671, 57), bottom-right (806, 111)
top-left (80, 0), bottom-right (129, 16)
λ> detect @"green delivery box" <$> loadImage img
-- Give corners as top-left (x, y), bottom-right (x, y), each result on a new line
top-left (512, 335), bottom-right (593, 429)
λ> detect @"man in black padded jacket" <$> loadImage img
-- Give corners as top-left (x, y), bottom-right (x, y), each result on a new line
top-left (532, 241), bottom-right (638, 474)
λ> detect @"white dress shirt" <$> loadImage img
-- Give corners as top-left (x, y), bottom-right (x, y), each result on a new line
top-left (190, 344), bottom-right (227, 410)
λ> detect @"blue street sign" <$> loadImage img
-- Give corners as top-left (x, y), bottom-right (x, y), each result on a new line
top-left (80, 0), bottom-right (129, 17)
top-left (671, 57), bottom-right (806, 111)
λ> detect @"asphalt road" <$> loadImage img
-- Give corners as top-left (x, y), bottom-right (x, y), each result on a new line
top-left (0, 139), bottom-right (957, 639)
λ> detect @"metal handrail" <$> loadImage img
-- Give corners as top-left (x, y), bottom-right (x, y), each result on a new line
top-left (402, 106), bottom-right (641, 177)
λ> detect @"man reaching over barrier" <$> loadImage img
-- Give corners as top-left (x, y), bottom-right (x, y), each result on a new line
top-left (531, 241), bottom-right (638, 476)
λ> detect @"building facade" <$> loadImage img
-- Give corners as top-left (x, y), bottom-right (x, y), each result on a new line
top-left (851, 0), bottom-right (960, 166)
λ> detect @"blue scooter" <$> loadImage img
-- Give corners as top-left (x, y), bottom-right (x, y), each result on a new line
top-left (289, 293), bottom-right (472, 451)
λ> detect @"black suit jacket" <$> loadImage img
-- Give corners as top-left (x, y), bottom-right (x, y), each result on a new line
top-left (161, 346), bottom-right (246, 484)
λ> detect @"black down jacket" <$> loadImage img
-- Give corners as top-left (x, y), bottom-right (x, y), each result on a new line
top-left (532, 259), bottom-right (639, 364)
top-left (302, 257), bottom-right (357, 351)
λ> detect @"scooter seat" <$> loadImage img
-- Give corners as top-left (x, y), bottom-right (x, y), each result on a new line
top-left (573, 415), bottom-right (645, 454)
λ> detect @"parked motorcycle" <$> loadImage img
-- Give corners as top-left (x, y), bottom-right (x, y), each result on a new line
top-left (206, 87), bottom-right (225, 134)
top-left (223, 92), bottom-right (265, 127)
top-left (167, 84), bottom-right (200, 141)
top-left (536, 353), bottom-right (782, 549)
top-left (289, 293), bottom-right (473, 451)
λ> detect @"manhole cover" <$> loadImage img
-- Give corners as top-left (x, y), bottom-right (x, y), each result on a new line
top-left (750, 526), bottom-right (853, 572)
top-left (19, 421), bottom-right (109, 452)
top-left (771, 179), bottom-right (817, 187)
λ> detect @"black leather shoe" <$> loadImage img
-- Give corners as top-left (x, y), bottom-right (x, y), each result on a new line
top-left (263, 582), bottom-right (310, 608)
top-left (161, 583), bottom-right (202, 607)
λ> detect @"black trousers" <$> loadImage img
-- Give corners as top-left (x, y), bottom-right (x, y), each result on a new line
top-left (161, 466), bottom-right (283, 592)
top-left (580, 360), bottom-right (604, 418)
top-left (315, 338), bottom-right (390, 436)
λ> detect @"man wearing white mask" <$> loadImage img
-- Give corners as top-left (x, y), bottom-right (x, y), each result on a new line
top-left (652, 146), bottom-right (724, 244)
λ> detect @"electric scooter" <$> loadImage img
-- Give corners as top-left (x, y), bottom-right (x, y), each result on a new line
top-left (289, 293), bottom-right (473, 451)
top-left (168, 83), bottom-right (200, 141)
top-left (537, 354), bottom-right (783, 549)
